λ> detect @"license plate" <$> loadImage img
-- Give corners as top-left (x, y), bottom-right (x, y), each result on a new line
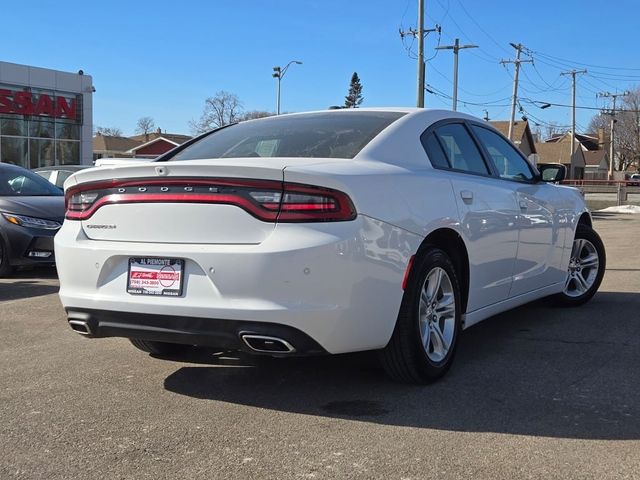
top-left (127, 257), bottom-right (184, 297)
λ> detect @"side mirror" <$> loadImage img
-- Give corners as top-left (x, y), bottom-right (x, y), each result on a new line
top-left (538, 163), bottom-right (566, 183)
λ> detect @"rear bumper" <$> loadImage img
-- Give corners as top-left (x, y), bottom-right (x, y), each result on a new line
top-left (65, 307), bottom-right (327, 355)
top-left (55, 216), bottom-right (422, 354)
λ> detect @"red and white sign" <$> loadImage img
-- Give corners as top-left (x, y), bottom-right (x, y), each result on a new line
top-left (0, 88), bottom-right (78, 121)
top-left (127, 257), bottom-right (184, 297)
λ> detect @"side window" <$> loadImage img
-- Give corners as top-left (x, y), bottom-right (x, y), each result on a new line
top-left (421, 133), bottom-right (450, 168)
top-left (56, 171), bottom-right (74, 188)
top-left (471, 125), bottom-right (535, 182)
top-left (433, 123), bottom-right (490, 175)
top-left (35, 171), bottom-right (52, 182)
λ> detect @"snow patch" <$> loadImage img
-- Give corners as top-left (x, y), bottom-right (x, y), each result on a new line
top-left (596, 205), bottom-right (640, 214)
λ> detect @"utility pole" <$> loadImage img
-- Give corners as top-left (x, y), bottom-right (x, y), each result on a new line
top-left (435, 38), bottom-right (479, 111)
top-left (561, 69), bottom-right (587, 170)
top-left (483, 109), bottom-right (489, 121)
top-left (416, 0), bottom-right (425, 108)
top-left (399, 1), bottom-right (440, 108)
top-left (500, 43), bottom-right (532, 140)
top-left (598, 91), bottom-right (630, 179)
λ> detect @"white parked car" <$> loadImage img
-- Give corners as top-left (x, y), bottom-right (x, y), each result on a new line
top-left (55, 109), bottom-right (605, 383)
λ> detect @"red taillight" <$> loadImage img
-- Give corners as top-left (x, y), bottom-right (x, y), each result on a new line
top-left (275, 185), bottom-right (356, 222)
top-left (65, 178), bottom-right (356, 223)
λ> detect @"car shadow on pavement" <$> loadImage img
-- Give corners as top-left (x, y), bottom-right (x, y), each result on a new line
top-left (164, 291), bottom-right (639, 441)
top-left (0, 268), bottom-right (59, 301)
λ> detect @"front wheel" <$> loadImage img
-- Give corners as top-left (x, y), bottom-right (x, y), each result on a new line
top-left (379, 248), bottom-right (462, 384)
top-left (553, 224), bottom-right (606, 307)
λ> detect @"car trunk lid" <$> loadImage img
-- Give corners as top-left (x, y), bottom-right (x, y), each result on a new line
top-left (67, 158), bottom-right (343, 244)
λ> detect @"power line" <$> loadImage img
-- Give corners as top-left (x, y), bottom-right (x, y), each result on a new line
top-left (431, 0), bottom-right (502, 63)
top-left (426, 62), bottom-right (511, 100)
top-left (527, 49), bottom-right (640, 72)
top-left (426, 83), bottom-right (511, 107)
top-left (452, 0), bottom-right (512, 55)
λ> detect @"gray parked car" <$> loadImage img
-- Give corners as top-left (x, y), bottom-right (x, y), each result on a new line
top-left (0, 163), bottom-right (64, 276)
top-left (33, 165), bottom-right (89, 189)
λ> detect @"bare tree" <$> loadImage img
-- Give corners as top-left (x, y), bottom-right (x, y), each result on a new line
top-left (587, 112), bottom-right (610, 135)
top-left (135, 116), bottom-right (156, 135)
top-left (540, 122), bottom-right (564, 141)
top-left (587, 86), bottom-right (640, 171)
top-left (189, 91), bottom-right (244, 134)
top-left (615, 89), bottom-right (640, 171)
top-left (240, 110), bottom-right (274, 121)
top-left (95, 126), bottom-right (123, 136)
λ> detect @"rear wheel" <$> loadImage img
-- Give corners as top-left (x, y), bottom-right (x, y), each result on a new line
top-left (0, 237), bottom-right (14, 277)
top-left (553, 224), bottom-right (605, 306)
top-left (129, 338), bottom-right (191, 356)
top-left (380, 248), bottom-right (462, 384)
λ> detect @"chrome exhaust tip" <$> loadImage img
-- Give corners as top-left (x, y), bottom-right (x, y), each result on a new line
top-left (68, 320), bottom-right (92, 335)
top-left (241, 334), bottom-right (296, 354)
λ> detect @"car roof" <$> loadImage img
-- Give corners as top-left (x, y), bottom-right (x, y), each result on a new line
top-left (0, 162), bottom-right (30, 172)
top-left (33, 165), bottom-right (88, 172)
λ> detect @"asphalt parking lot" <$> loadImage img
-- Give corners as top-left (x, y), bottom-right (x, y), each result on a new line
top-left (1, 214), bottom-right (639, 480)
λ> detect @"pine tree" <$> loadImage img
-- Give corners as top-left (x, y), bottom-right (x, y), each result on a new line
top-left (344, 72), bottom-right (364, 108)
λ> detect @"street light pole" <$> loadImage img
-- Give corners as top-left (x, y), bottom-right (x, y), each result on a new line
top-left (272, 60), bottom-right (303, 115)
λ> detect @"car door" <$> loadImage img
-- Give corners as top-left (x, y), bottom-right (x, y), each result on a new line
top-left (470, 124), bottom-right (565, 297)
top-left (422, 121), bottom-right (519, 312)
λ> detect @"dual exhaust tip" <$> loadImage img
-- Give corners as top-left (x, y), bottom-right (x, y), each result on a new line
top-left (68, 320), bottom-right (296, 354)
top-left (240, 334), bottom-right (296, 354)
top-left (69, 319), bottom-right (91, 335)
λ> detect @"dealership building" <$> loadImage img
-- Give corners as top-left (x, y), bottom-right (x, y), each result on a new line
top-left (0, 61), bottom-right (93, 168)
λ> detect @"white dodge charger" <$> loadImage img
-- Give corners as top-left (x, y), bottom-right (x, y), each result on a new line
top-left (55, 108), bottom-right (605, 383)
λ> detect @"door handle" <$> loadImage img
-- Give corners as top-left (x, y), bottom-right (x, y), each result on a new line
top-left (460, 190), bottom-right (473, 201)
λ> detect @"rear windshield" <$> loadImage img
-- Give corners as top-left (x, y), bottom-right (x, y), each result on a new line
top-left (168, 111), bottom-right (405, 161)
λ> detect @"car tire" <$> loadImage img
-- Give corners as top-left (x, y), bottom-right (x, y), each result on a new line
top-left (553, 224), bottom-right (606, 307)
top-left (129, 338), bottom-right (191, 356)
top-left (379, 247), bottom-right (462, 384)
top-left (0, 237), bottom-right (14, 277)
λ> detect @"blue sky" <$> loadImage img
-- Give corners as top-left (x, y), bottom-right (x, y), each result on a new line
top-left (4, 0), bottom-right (640, 136)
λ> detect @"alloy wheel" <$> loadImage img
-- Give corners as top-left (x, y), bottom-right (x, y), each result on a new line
top-left (418, 267), bottom-right (457, 362)
top-left (564, 238), bottom-right (599, 297)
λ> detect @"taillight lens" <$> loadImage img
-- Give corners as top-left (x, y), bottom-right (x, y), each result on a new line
top-left (275, 185), bottom-right (355, 221)
top-left (65, 178), bottom-right (356, 223)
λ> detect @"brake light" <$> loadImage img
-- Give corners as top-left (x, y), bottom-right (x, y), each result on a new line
top-left (64, 178), bottom-right (356, 223)
top-left (274, 185), bottom-right (356, 221)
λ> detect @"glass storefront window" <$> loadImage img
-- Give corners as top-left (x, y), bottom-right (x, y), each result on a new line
top-left (1, 118), bottom-right (26, 136)
top-left (29, 139), bottom-right (55, 168)
top-left (1, 137), bottom-right (28, 167)
top-left (0, 85), bottom-right (83, 167)
top-left (56, 141), bottom-right (79, 165)
top-left (30, 120), bottom-right (55, 139)
top-left (56, 122), bottom-right (80, 140)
